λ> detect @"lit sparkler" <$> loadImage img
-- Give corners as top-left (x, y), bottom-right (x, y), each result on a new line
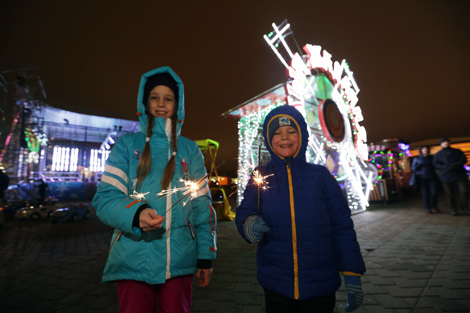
top-left (252, 169), bottom-right (273, 215)
top-left (252, 170), bottom-right (272, 191)
top-left (157, 179), bottom-right (199, 200)
top-left (253, 144), bottom-right (273, 215)
top-left (159, 161), bottom-right (225, 214)
top-left (130, 190), bottom-right (149, 201)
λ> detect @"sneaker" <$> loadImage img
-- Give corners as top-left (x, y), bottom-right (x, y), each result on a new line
top-left (434, 208), bottom-right (442, 214)
top-left (426, 210), bottom-right (433, 214)
top-left (450, 211), bottom-right (458, 216)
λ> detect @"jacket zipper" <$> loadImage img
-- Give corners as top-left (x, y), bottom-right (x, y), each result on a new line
top-left (287, 164), bottom-right (299, 299)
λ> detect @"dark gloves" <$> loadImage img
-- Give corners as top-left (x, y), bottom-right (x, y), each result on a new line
top-left (344, 275), bottom-right (364, 312)
top-left (244, 216), bottom-right (270, 243)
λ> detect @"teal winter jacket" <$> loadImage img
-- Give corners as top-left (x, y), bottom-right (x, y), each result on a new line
top-left (93, 66), bottom-right (216, 284)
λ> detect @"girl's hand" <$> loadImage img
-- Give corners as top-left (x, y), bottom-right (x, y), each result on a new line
top-left (139, 208), bottom-right (165, 231)
top-left (196, 268), bottom-right (213, 287)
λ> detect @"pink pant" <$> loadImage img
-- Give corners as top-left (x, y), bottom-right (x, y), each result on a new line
top-left (117, 275), bottom-right (193, 313)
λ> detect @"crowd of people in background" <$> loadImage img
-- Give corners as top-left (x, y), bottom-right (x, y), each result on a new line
top-left (411, 137), bottom-right (469, 216)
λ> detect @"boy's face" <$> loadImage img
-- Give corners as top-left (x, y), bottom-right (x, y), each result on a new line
top-left (148, 85), bottom-right (176, 118)
top-left (272, 126), bottom-right (299, 158)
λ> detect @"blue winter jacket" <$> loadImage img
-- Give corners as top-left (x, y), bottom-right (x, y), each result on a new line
top-left (235, 105), bottom-right (365, 300)
top-left (92, 66), bottom-right (216, 284)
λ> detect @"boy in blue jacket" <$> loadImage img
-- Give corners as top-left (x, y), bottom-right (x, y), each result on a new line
top-left (235, 105), bottom-right (365, 313)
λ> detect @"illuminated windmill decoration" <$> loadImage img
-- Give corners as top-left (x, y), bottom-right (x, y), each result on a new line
top-left (223, 20), bottom-right (376, 212)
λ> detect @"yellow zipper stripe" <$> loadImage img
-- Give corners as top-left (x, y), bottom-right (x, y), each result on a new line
top-left (287, 165), bottom-right (299, 299)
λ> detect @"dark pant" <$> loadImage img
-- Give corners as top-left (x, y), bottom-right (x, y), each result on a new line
top-left (442, 181), bottom-right (468, 213)
top-left (264, 288), bottom-right (336, 313)
top-left (419, 179), bottom-right (438, 210)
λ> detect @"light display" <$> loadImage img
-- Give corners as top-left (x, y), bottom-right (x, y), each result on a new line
top-left (236, 101), bottom-right (284, 202)
top-left (367, 139), bottom-right (412, 203)
top-left (90, 149), bottom-right (110, 172)
top-left (51, 147), bottom-right (79, 172)
top-left (234, 21), bottom-right (377, 212)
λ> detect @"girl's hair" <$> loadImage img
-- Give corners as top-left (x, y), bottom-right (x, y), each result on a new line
top-left (135, 114), bottom-right (178, 191)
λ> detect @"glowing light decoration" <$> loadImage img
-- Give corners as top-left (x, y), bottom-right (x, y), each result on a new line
top-left (229, 21), bottom-right (377, 211)
top-left (236, 102), bottom-right (283, 202)
top-left (263, 21), bottom-right (375, 211)
top-left (51, 146), bottom-right (79, 172)
top-left (90, 149), bottom-right (110, 172)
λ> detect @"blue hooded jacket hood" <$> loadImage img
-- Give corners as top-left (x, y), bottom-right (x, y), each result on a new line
top-left (262, 105), bottom-right (308, 166)
top-left (136, 66), bottom-right (185, 136)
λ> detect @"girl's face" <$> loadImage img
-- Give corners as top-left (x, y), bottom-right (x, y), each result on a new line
top-left (147, 85), bottom-right (176, 118)
top-left (272, 126), bottom-right (300, 158)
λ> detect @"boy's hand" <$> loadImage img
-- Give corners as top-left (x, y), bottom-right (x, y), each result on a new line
top-left (344, 276), bottom-right (364, 312)
top-left (244, 216), bottom-right (270, 243)
top-left (139, 208), bottom-right (165, 231)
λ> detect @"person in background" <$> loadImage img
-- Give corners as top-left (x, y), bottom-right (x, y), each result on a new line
top-left (433, 138), bottom-right (469, 216)
top-left (92, 66), bottom-right (216, 313)
top-left (0, 169), bottom-right (9, 204)
top-left (411, 146), bottom-right (441, 214)
top-left (38, 179), bottom-right (49, 203)
top-left (235, 105), bottom-right (366, 313)
top-left (0, 169), bottom-right (8, 229)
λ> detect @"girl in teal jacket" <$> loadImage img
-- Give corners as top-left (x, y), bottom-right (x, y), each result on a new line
top-left (92, 66), bottom-right (216, 313)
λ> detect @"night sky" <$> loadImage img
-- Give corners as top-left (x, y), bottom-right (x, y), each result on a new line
top-left (1, 1), bottom-right (469, 175)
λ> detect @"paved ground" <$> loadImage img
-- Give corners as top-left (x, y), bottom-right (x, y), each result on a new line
top-left (0, 194), bottom-right (469, 313)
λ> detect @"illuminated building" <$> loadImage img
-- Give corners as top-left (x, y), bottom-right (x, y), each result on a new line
top-left (0, 69), bottom-right (138, 200)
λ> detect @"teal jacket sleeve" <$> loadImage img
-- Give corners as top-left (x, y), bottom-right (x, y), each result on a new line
top-left (92, 135), bottom-right (147, 236)
top-left (188, 141), bottom-right (217, 261)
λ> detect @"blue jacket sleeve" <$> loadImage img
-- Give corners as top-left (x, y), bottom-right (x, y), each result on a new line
top-left (320, 166), bottom-right (366, 275)
top-left (235, 175), bottom-right (259, 243)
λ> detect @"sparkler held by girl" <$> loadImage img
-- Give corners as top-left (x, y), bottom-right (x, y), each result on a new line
top-left (92, 66), bottom-right (216, 313)
top-left (235, 105), bottom-right (365, 313)
top-left (158, 161), bottom-right (225, 214)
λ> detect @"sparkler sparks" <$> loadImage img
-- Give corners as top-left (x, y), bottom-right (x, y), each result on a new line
top-left (157, 178), bottom-right (206, 213)
top-left (252, 169), bottom-right (273, 215)
top-left (157, 179), bottom-right (199, 199)
top-left (158, 161), bottom-right (225, 214)
top-left (130, 190), bottom-right (149, 201)
top-left (252, 170), bottom-right (273, 191)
